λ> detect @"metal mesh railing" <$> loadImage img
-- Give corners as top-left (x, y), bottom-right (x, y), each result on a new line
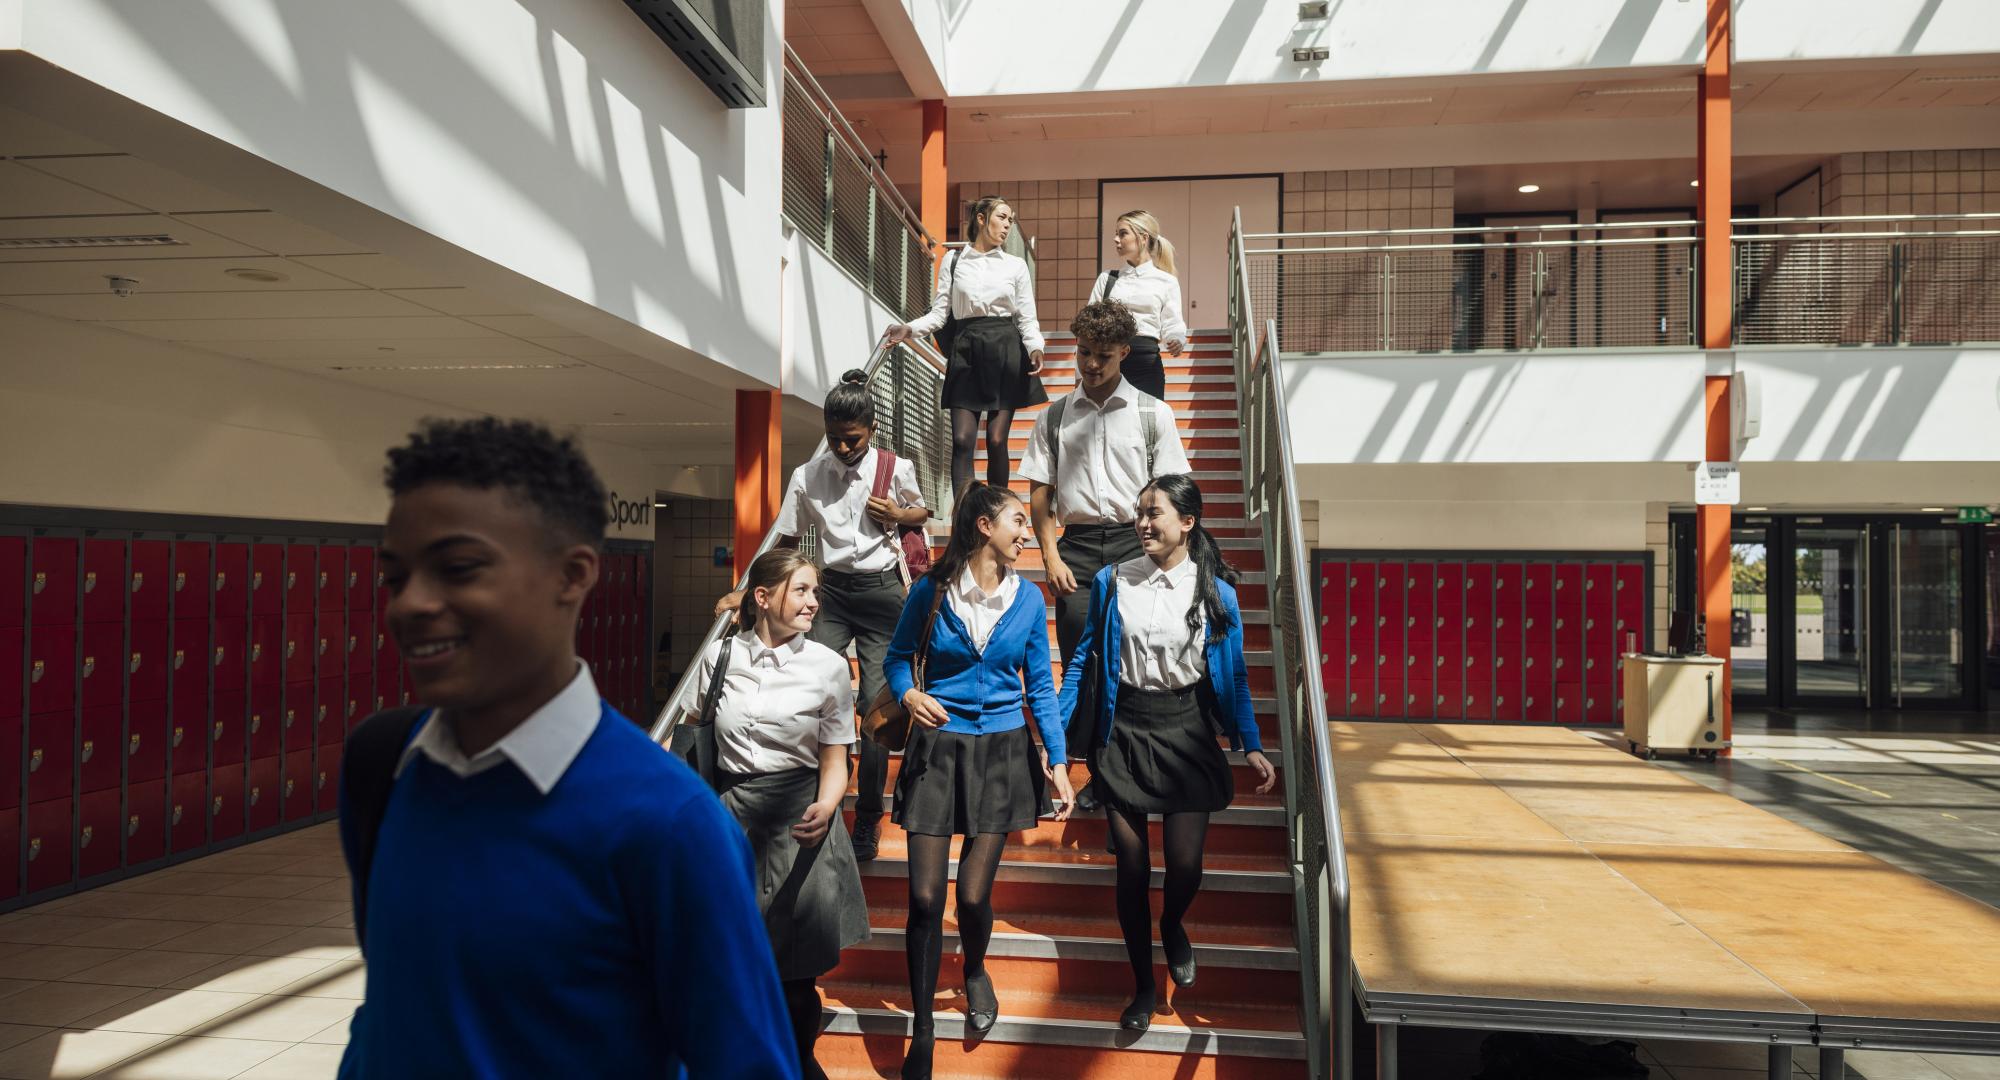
top-left (648, 335), bottom-right (950, 740)
top-left (1734, 215), bottom-right (2000, 346)
top-left (780, 45), bottom-right (935, 322)
top-left (1247, 223), bottom-right (1696, 355)
top-left (1232, 211), bottom-right (1353, 1080)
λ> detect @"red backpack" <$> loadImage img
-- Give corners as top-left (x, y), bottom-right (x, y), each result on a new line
top-left (871, 448), bottom-right (932, 584)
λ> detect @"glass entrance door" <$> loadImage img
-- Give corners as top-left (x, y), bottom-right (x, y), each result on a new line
top-left (1890, 525), bottom-right (1965, 704)
top-left (1792, 525), bottom-right (1869, 704)
top-left (1730, 528), bottom-right (1771, 701)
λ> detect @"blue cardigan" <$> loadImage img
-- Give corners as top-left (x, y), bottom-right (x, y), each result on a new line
top-left (885, 573), bottom-right (1067, 765)
top-left (1057, 564), bottom-right (1263, 753)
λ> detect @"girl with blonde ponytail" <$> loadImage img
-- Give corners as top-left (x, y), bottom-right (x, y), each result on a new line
top-left (1088, 209), bottom-right (1188, 401)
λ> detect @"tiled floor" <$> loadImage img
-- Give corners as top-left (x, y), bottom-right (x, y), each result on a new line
top-left (0, 824), bottom-right (355, 1080)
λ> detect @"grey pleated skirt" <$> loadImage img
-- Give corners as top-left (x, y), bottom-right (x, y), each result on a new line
top-left (717, 767), bottom-right (871, 980)
top-left (1091, 683), bottom-right (1235, 815)
top-left (893, 722), bottom-right (1047, 837)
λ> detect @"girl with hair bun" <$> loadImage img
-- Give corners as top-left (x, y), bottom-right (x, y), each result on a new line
top-left (1088, 209), bottom-right (1188, 402)
top-left (1056, 473), bottom-right (1276, 1033)
top-left (713, 367), bottom-right (929, 864)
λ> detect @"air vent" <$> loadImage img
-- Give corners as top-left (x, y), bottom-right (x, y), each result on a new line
top-left (0, 234), bottom-right (186, 251)
top-left (624, 0), bottom-right (766, 109)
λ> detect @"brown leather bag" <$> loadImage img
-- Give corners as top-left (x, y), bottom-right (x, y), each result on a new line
top-left (860, 582), bottom-right (946, 752)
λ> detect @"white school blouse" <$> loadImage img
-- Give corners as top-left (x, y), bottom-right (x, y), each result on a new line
top-left (1114, 556), bottom-right (1206, 691)
top-left (691, 632), bottom-right (855, 776)
top-left (1016, 378), bottom-right (1192, 525)
top-left (772, 449), bottom-right (925, 574)
top-left (1088, 260), bottom-right (1187, 350)
top-left (947, 567), bottom-right (1020, 654)
top-left (904, 245), bottom-right (1046, 354)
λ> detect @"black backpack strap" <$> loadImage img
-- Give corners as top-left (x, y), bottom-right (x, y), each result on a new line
top-left (342, 705), bottom-right (428, 948)
top-left (689, 637), bottom-right (735, 789)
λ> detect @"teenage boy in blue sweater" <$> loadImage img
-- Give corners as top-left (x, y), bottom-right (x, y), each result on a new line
top-left (339, 417), bottom-right (797, 1079)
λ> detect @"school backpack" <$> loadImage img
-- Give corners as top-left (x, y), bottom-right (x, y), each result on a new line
top-left (872, 448), bottom-right (932, 585)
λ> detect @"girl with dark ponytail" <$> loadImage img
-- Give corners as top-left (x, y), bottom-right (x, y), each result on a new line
top-left (1054, 473), bottom-right (1276, 1032)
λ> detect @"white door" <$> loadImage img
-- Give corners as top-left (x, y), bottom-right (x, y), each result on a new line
top-left (1101, 177), bottom-right (1278, 330)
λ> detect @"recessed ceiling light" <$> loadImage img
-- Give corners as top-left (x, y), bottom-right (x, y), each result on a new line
top-left (224, 267), bottom-right (288, 283)
top-left (1921, 507), bottom-right (1947, 512)
top-left (1689, 180), bottom-right (1701, 187)
top-left (0, 234), bottom-right (185, 251)
top-left (1517, 184), bottom-right (1541, 194)
top-left (1286, 96), bottom-right (1435, 110)
top-left (1746, 506), bottom-right (1768, 512)
top-left (1918, 74), bottom-right (2000, 84)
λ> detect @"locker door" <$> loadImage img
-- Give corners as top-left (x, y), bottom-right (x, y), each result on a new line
top-left (317, 547), bottom-right (345, 614)
top-left (315, 741), bottom-right (343, 814)
top-left (249, 683), bottom-right (280, 759)
top-left (126, 778), bottom-right (165, 865)
top-left (128, 697), bottom-right (167, 786)
top-left (283, 682), bottom-right (313, 755)
top-left (1613, 564), bottom-right (1647, 724)
top-left (129, 620), bottom-right (168, 704)
top-left (1584, 565), bottom-right (1616, 724)
top-left (0, 536), bottom-right (23, 628)
top-left (215, 543), bottom-right (250, 620)
top-left (347, 613), bottom-right (372, 674)
top-left (211, 759), bottom-right (245, 842)
top-left (1432, 564), bottom-right (1463, 721)
top-left (1555, 565), bottom-right (1586, 713)
top-left (345, 672), bottom-right (370, 738)
top-left (28, 624), bottom-right (75, 715)
top-left (1345, 562), bottom-right (1375, 718)
top-left (317, 675), bottom-right (344, 747)
top-left (1522, 564), bottom-right (1555, 722)
top-left (250, 615), bottom-right (281, 689)
top-left (1375, 564), bottom-right (1405, 719)
top-left (170, 771), bottom-right (207, 852)
top-left (248, 756), bottom-right (280, 832)
top-left (81, 539), bottom-right (126, 626)
top-left (347, 547), bottom-right (376, 612)
top-left (80, 621), bottom-right (124, 709)
top-left (1493, 563), bottom-right (1522, 645)
top-left (130, 541), bottom-right (170, 623)
top-left (284, 614), bottom-right (314, 684)
top-left (80, 703), bottom-right (121, 794)
top-left (215, 618), bottom-right (249, 700)
top-left (1463, 563), bottom-right (1494, 720)
top-left (0, 628), bottom-right (19, 724)
top-left (30, 538), bottom-right (78, 627)
top-left (375, 614), bottom-right (401, 700)
top-left (26, 796), bottom-right (73, 893)
top-left (0, 808), bottom-right (16, 901)
top-left (79, 788), bottom-right (120, 879)
top-left (284, 545), bottom-right (316, 617)
top-left (251, 543), bottom-right (284, 616)
top-left (0, 712), bottom-right (18, 812)
top-left (27, 710), bottom-right (74, 804)
top-left (172, 542), bottom-right (211, 621)
top-left (213, 691), bottom-right (248, 769)
top-left (316, 610), bottom-right (345, 681)
top-left (283, 748), bottom-right (314, 822)
top-left (171, 621), bottom-right (210, 776)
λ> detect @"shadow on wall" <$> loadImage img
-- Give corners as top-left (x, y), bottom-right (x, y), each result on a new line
top-left (87, 0), bottom-right (773, 366)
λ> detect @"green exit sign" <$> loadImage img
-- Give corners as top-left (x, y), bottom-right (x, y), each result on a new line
top-left (1960, 506), bottom-right (1994, 524)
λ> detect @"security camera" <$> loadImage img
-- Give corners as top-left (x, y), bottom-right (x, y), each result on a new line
top-left (107, 276), bottom-right (139, 298)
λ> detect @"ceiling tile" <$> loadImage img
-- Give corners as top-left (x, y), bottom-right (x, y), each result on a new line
top-left (289, 253), bottom-right (457, 289)
top-left (25, 155), bottom-right (263, 213)
top-left (4, 288), bottom-right (439, 323)
top-left (0, 257), bottom-right (360, 295)
top-left (0, 161), bottom-right (146, 216)
top-left (798, 7), bottom-right (877, 36)
top-left (383, 288), bottom-right (522, 316)
top-left (205, 336), bottom-right (567, 362)
top-left (821, 34), bottom-right (891, 61)
top-left (0, 106), bottom-right (117, 156)
top-left (526, 336), bottom-right (636, 358)
top-left (172, 211), bottom-right (372, 255)
top-left (463, 314), bottom-right (574, 338)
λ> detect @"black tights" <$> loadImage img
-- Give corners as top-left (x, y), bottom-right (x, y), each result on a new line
top-left (1106, 809), bottom-right (1211, 992)
top-left (906, 831), bottom-right (1008, 1035)
top-left (782, 977), bottom-right (829, 1080)
top-left (949, 408), bottom-right (1015, 498)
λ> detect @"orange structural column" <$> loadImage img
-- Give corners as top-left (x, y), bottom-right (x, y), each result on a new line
top-left (920, 100), bottom-right (948, 279)
top-left (1696, 0), bottom-right (1734, 747)
top-left (733, 389), bottom-right (782, 581)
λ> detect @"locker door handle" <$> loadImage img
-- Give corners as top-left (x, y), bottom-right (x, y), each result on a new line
top-left (216, 572), bottom-right (228, 591)
top-left (81, 740), bottom-right (94, 763)
top-left (214, 722), bottom-right (225, 742)
top-left (251, 714), bottom-right (262, 734)
top-left (83, 656), bottom-right (96, 679)
top-left (347, 701), bottom-right (358, 718)
top-left (1525, 657), bottom-right (1534, 668)
top-left (131, 652), bottom-right (143, 673)
top-left (132, 571), bottom-right (145, 593)
top-left (317, 705), bottom-right (328, 723)
top-left (30, 660), bottom-right (43, 683)
top-left (215, 647), bottom-right (226, 667)
top-left (317, 771), bottom-right (328, 790)
top-left (1464, 617), bottom-right (1473, 628)
top-left (172, 726), bottom-right (186, 748)
top-left (28, 748), bottom-right (43, 772)
top-left (172, 804), bottom-right (183, 825)
top-left (174, 650), bottom-right (186, 671)
top-left (286, 642), bottom-right (296, 659)
top-left (28, 837), bottom-right (41, 861)
top-left (250, 787), bottom-right (261, 806)
top-left (285, 710), bottom-right (295, 729)
top-left (1406, 617), bottom-right (1415, 628)
top-left (252, 644), bottom-right (263, 663)
top-left (1496, 617), bottom-right (1506, 628)
top-left (1556, 618), bottom-right (1564, 629)
top-left (212, 797), bottom-right (223, 816)
top-left (318, 639), bottom-right (328, 657)
top-left (348, 572), bottom-right (358, 588)
top-left (348, 635), bottom-right (358, 655)
top-left (286, 572), bottom-right (296, 589)
top-left (127, 815), bottom-right (140, 837)
top-left (32, 571), bottom-right (45, 595)
top-left (284, 780), bottom-right (295, 797)
top-left (175, 572), bottom-right (187, 592)
top-left (81, 826), bottom-right (93, 848)
top-left (129, 734), bottom-right (142, 756)
top-left (84, 571), bottom-right (98, 594)
top-left (254, 571), bottom-right (264, 591)
top-left (1349, 616), bottom-right (1358, 627)
top-left (319, 572), bottom-right (329, 588)
top-left (1525, 618), bottom-right (1534, 629)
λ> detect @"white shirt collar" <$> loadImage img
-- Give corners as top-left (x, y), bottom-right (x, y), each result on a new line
top-left (955, 566), bottom-right (1016, 606)
top-left (738, 629), bottom-right (806, 669)
top-left (1121, 259), bottom-right (1159, 278)
top-left (396, 661), bottom-right (600, 795)
top-left (1149, 556), bottom-right (1197, 589)
top-left (962, 243), bottom-right (1007, 260)
top-left (1075, 377), bottom-right (1137, 414)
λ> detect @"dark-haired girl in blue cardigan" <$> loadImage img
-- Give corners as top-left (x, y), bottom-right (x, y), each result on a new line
top-left (1056, 474), bottom-right (1276, 1033)
top-left (883, 482), bottom-right (1076, 1080)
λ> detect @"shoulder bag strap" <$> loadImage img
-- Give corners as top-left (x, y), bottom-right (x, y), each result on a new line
top-left (871, 447), bottom-right (897, 504)
top-left (1140, 394), bottom-right (1159, 476)
top-left (1045, 396), bottom-right (1068, 483)
top-left (343, 704), bottom-right (428, 948)
top-left (698, 637), bottom-right (734, 727)
top-left (913, 580), bottom-right (946, 692)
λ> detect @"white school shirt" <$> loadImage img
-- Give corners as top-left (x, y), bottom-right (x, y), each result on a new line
top-left (904, 246), bottom-right (1046, 354)
top-left (1115, 556), bottom-right (1206, 691)
top-left (772, 449), bottom-right (925, 574)
top-left (396, 662), bottom-right (599, 795)
top-left (691, 632), bottom-right (855, 776)
top-left (1088, 260), bottom-right (1187, 351)
top-left (949, 567), bottom-right (1020, 654)
top-left (1017, 378), bottom-right (1192, 525)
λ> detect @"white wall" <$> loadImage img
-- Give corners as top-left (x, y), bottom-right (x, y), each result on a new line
top-left (861, 0), bottom-right (948, 98)
top-left (0, 307), bottom-right (656, 540)
top-left (1738, 349), bottom-right (2000, 464)
top-left (781, 224), bottom-right (906, 407)
top-left (1736, 0), bottom-right (2000, 63)
top-left (12, 0), bottom-right (785, 387)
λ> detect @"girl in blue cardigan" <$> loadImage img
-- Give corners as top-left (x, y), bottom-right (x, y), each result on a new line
top-left (1056, 473), bottom-right (1276, 1032)
top-left (884, 482), bottom-right (1076, 1079)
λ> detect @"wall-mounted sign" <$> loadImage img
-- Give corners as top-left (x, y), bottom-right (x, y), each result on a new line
top-left (1959, 506), bottom-right (1994, 524)
top-left (1694, 462), bottom-right (1739, 506)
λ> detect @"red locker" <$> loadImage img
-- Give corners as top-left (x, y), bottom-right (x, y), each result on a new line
top-left (130, 620), bottom-right (168, 703)
top-left (172, 541), bottom-right (211, 620)
top-left (250, 683), bottom-right (280, 759)
top-left (284, 614), bottom-right (314, 684)
top-left (252, 543), bottom-right (284, 616)
top-left (80, 703), bottom-right (121, 793)
top-left (284, 545), bottom-right (316, 616)
top-left (345, 673), bottom-right (370, 737)
top-left (1613, 564), bottom-right (1646, 723)
top-left (211, 762), bottom-right (245, 842)
top-left (0, 712), bottom-right (19, 810)
top-left (250, 616), bottom-right (281, 688)
top-left (348, 618), bottom-right (372, 674)
top-left (30, 538), bottom-right (78, 627)
top-left (317, 676), bottom-right (343, 746)
top-left (283, 682), bottom-right (313, 750)
top-left (315, 610), bottom-right (345, 681)
top-left (1406, 639), bottom-right (1436, 720)
top-left (82, 539), bottom-right (126, 625)
top-left (1494, 644), bottom-right (1522, 722)
top-left (348, 547), bottom-right (376, 612)
top-left (0, 537), bottom-right (23, 628)
top-left (1522, 650), bottom-right (1553, 722)
top-left (1408, 564), bottom-right (1436, 643)
top-left (1319, 562), bottom-right (1346, 714)
top-left (248, 757), bottom-right (280, 832)
top-left (214, 691), bottom-right (247, 768)
top-left (170, 771), bottom-right (207, 852)
top-left (1493, 565), bottom-right (1521, 644)
top-left (215, 618), bottom-right (248, 698)
top-left (0, 808), bottom-right (16, 900)
top-left (376, 617), bottom-right (401, 686)
top-left (315, 742), bottom-right (343, 813)
top-left (1407, 680), bottom-right (1433, 720)
top-left (128, 697), bottom-right (166, 786)
top-left (215, 543), bottom-right (250, 620)
top-left (318, 546), bottom-right (345, 613)
top-left (1523, 564), bottom-right (1552, 637)
top-left (28, 624), bottom-right (75, 715)
top-left (0, 627), bottom-right (20, 718)
top-left (26, 797), bottom-right (72, 893)
top-left (283, 748), bottom-right (314, 822)
top-left (172, 620), bottom-right (210, 716)
top-left (130, 540), bottom-right (170, 623)
top-left (80, 621), bottom-right (124, 708)
top-left (1557, 686), bottom-right (1585, 725)
top-left (27, 710), bottom-right (73, 804)
top-left (79, 788), bottom-right (120, 878)
top-left (126, 778), bottom-right (165, 865)
top-left (1585, 564), bottom-right (1615, 628)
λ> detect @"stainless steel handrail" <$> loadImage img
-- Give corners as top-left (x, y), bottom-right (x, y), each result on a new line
top-left (1232, 206), bottom-right (1353, 1080)
top-left (783, 43), bottom-right (933, 250)
top-left (1249, 211), bottom-right (2000, 242)
top-left (647, 333), bottom-right (949, 743)
top-left (1246, 234), bottom-right (1698, 256)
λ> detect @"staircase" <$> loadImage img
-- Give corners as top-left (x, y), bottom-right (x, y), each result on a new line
top-left (816, 332), bottom-right (1309, 1077)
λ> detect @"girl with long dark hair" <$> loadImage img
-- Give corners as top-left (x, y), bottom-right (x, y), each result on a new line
top-left (1056, 473), bottom-right (1276, 1031)
top-left (882, 482), bottom-right (1076, 1079)
top-left (887, 196), bottom-right (1047, 497)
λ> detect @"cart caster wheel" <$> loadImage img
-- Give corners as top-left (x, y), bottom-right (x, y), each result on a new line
top-left (1687, 749), bottom-right (1700, 760)
top-left (1643, 748), bottom-right (1657, 761)
top-left (1628, 741), bottom-right (1638, 755)
top-left (1704, 750), bottom-right (1719, 763)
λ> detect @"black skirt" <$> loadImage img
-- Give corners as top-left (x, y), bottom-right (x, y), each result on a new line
top-left (1121, 336), bottom-right (1166, 401)
top-left (1091, 683), bottom-right (1235, 815)
top-left (942, 316), bottom-right (1048, 412)
top-left (893, 723), bottom-right (1047, 837)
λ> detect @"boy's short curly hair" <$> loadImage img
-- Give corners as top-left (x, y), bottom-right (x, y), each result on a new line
top-left (385, 417), bottom-right (608, 547)
top-left (1070, 300), bottom-right (1137, 350)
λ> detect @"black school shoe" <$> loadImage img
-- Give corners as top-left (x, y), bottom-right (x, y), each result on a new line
top-left (851, 815), bottom-right (881, 862)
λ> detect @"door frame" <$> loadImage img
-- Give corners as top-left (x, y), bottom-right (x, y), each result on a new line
top-left (1096, 172), bottom-right (1285, 320)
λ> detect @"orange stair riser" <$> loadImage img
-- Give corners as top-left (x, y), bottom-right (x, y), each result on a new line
top-left (840, 809), bottom-right (1286, 861)
top-left (816, 1033), bottom-right (1306, 1079)
top-left (856, 876), bottom-right (1295, 938)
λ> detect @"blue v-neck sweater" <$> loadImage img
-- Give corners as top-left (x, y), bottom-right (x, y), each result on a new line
top-left (884, 574), bottom-right (1067, 764)
top-left (337, 703), bottom-right (797, 1080)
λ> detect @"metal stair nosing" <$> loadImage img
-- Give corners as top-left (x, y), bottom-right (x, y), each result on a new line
top-left (841, 792), bottom-right (1283, 828)
top-left (856, 856), bottom-right (1293, 893)
top-left (818, 1006), bottom-right (1309, 1060)
top-left (850, 926), bottom-right (1302, 972)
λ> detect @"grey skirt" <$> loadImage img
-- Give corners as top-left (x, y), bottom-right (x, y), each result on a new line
top-left (716, 766), bottom-right (871, 980)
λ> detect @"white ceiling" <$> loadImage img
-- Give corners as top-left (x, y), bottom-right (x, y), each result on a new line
top-left (786, 0), bottom-right (898, 77)
top-left (0, 110), bottom-right (738, 455)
